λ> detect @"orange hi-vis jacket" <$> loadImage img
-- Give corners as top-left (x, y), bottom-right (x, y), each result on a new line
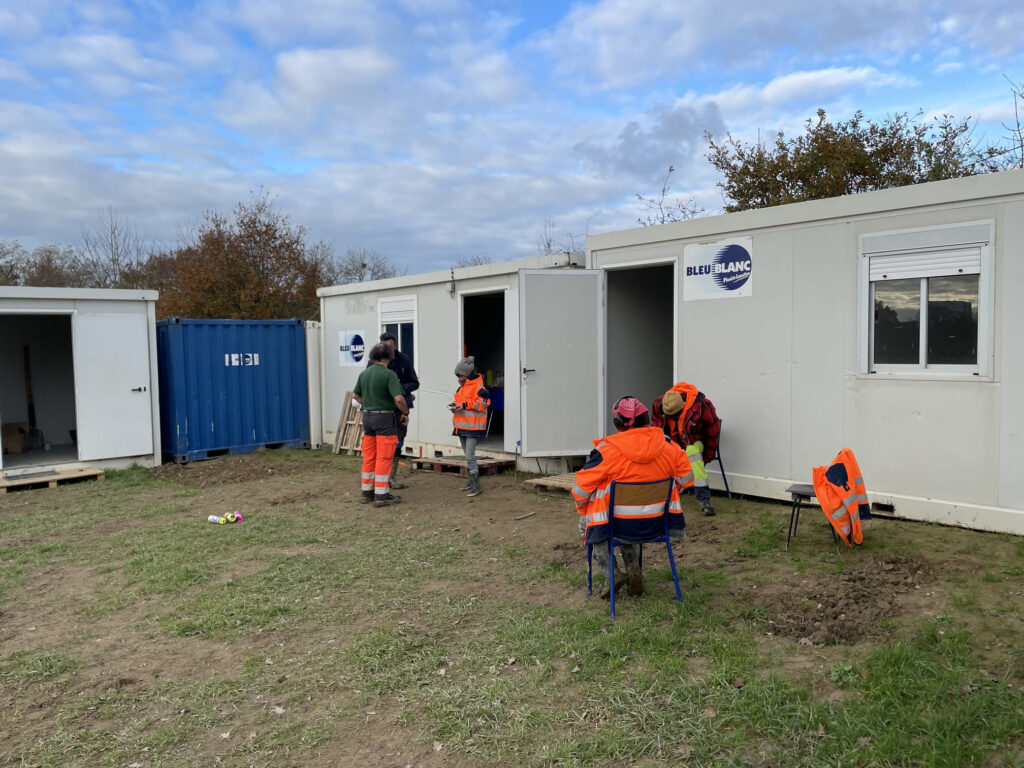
top-left (452, 375), bottom-right (489, 436)
top-left (571, 427), bottom-right (694, 545)
top-left (666, 381), bottom-right (700, 424)
top-left (812, 447), bottom-right (869, 546)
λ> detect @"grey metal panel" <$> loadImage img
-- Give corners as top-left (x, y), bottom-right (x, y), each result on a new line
top-left (520, 269), bottom-right (605, 456)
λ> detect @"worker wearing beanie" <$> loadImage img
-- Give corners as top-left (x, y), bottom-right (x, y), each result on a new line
top-left (572, 396), bottom-right (693, 599)
top-left (450, 356), bottom-right (490, 497)
top-left (651, 382), bottom-right (721, 516)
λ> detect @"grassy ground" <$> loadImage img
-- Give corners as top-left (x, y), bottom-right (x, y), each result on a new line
top-left (1, 449), bottom-right (1023, 767)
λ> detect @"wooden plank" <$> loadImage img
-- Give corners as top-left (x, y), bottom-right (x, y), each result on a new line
top-left (341, 399), bottom-right (363, 456)
top-left (411, 457), bottom-right (514, 477)
top-left (332, 392), bottom-right (354, 454)
top-left (524, 472), bottom-right (576, 492)
top-left (0, 467), bottom-right (105, 493)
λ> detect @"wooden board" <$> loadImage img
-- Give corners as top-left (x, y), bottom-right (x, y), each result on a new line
top-left (523, 472), bottom-right (576, 492)
top-left (0, 466), bottom-right (105, 493)
top-left (332, 392), bottom-right (364, 455)
top-left (411, 457), bottom-right (514, 477)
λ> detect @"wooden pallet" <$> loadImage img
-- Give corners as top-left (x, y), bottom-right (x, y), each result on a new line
top-left (411, 457), bottom-right (515, 477)
top-left (0, 466), bottom-right (105, 493)
top-left (523, 472), bottom-right (576, 492)
top-left (332, 392), bottom-right (364, 455)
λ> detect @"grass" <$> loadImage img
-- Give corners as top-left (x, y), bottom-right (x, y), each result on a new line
top-left (1, 450), bottom-right (1023, 767)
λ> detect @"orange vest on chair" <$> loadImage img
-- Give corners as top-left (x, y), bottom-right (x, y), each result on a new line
top-left (812, 447), bottom-right (868, 546)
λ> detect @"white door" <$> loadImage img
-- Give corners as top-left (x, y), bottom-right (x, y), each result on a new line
top-left (73, 313), bottom-right (154, 460)
top-left (519, 269), bottom-right (605, 456)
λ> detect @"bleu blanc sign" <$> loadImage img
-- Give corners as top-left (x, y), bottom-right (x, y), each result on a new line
top-left (683, 237), bottom-right (753, 301)
top-left (338, 330), bottom-right (366, 367)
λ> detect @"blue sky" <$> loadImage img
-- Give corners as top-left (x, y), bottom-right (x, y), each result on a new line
top-left (1, 0), bottom-right (1022, 274)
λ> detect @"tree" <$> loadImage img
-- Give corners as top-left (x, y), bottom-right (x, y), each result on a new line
top-left (538, 219), bottom-right (585, 260)
top-left (453, 254), bottom-right (493, 268)
top-left (19, 244), bottom-right (91, 287)
top-left (706, 109), bottom-right (1004, 213)
top-left (78, 205), bottom-right (151, 288)
top-left (329, 247), bottom-right (404, 284)
top-left (0, 240), bottom-right (26, 286)
top-left (1001, 76), bottom-right (1024, 169)
top-left (636, 166), bottom-right (706, 225)
top-left (151, 190), bottom-right (339, 320)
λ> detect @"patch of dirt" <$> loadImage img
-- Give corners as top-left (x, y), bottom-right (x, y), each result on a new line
top-left (741, 556), bottom-right (929, 644)
top-left (150, 449), bottom-right (334, 487)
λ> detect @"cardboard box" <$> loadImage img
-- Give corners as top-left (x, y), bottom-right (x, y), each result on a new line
top-left (1, 422), bottom-right (29, 455)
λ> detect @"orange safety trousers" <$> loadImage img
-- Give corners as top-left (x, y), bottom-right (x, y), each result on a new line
top-left (361, 434), bottom-right (398, 496)
top-left (812, 447), bottom-right (868, 546)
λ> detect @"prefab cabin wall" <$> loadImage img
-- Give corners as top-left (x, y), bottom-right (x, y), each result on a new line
top-left (588, 169), bottom-right (1024, 533)
top-left (320, 272), bottom-right (522, 457)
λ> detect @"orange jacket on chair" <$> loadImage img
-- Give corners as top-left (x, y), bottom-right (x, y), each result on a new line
top-left (812, 447), bottom-right (869, 546)
top-left (571, 427), bottom-right (694, 544)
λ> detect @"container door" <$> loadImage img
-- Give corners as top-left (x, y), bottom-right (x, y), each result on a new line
top-left (519, 269), bottom-right (605, 456)
top-left (73, 313), bottom-right (154, 460)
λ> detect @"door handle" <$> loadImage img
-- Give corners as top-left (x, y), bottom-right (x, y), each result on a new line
top-left (131, 386), bottom-right (147, 392)
top-left (522, 367), bottom-right (536, 374)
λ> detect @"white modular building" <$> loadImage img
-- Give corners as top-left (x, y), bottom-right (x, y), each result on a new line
top-left (0, 287), bottom-right (161, 476)
top-left (317, 169), bottom-right (1024, 534)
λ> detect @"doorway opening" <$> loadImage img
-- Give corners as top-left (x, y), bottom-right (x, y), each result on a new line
top-left (0, 314), bottom-right (79, 471)
top-left (462, 291), bottom-right (505, 449)
top-left (605, 264), bottom-right (674, 416)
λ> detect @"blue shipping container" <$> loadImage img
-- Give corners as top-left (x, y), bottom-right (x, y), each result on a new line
top-left (156, 318), bottom-right (310, 462)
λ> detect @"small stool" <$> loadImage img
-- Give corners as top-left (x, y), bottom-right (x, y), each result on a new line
top-left (785, 483), bottom-right (841, 555)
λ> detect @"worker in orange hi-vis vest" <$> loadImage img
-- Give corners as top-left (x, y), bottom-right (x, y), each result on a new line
top-left (450, 356), bottom-right (490, 498)
top-left (353, 342), bottom-right (409, 508)
top-left (571, 396), bottom-right (694, 599)
top-left (812, 447), bottom-right (870, 546)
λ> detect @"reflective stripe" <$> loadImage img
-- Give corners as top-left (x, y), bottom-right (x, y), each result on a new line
top-left (676, 471), bottom-right (694, 486)
top-left (585, 510), bottom-right (608, 527)
top-left (840, 523), bottom-right (851, 535)
top-left (571, 483), bottom-right (588, 499)
top-left (668, 499), bottom-right (682, 512)
top-left (831, 508), bottom-right (846, 522)
top-left (693, 478), bottom-right (709, 487)
top-left (613, 502), bottom-right (667, 519)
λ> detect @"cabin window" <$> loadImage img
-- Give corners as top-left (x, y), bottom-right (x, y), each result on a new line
top-left (859, 222), bottom-right (993, 378)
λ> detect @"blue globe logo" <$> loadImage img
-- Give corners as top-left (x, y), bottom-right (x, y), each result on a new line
top-left (350, 334), bottom-right (365, 362)
top-left (712, 244), bottom-right (752, 291)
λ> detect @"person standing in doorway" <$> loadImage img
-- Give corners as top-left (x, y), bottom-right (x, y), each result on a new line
top-left (377, 331), bottom-right (419, 490)
top-left (450, 356), bottom-right (489, 497)
top-left (353, 342), bottom-right (409, 507)
top-left (651, 382), bottom-right (721, 516)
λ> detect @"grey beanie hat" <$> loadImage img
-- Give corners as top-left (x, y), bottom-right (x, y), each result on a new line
top-left (455, 356), bottom-right (475, 377)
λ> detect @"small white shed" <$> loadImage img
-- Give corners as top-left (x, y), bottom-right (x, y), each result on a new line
top-left (0, 287), bottom-right (161, 476)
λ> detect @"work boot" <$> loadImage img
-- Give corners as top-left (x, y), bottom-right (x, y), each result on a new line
top-left (389, 460), bottom-right (408, 490)
top-left (361, 490), bottom-right (374, 504)
top-left (374, 493), bottom-right (402, 508)
top-left (624, 561), bottom-right (644, 596)
top-left (599, 573), bottom-right (628, 600)
top-left (700, 499), bottom-right (716, 517)
top-left (466, 471), bottom-right (481, 497)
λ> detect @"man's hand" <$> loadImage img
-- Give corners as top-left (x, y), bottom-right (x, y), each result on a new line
top-left (399, 414), bottom-right (409, 426)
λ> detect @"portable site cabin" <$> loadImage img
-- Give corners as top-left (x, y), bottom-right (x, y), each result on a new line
top-left (317, 168), bottom-right (1024, 535)
top-left (317, 252), bottom-right (604, 465)
top-left (587, 168), bottom-right (1024, 536)
top-left (0, 287), bottom-right (161, 476)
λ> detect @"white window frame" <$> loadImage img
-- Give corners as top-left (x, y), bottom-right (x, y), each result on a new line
top-left (377, 295), bottom-right (418, 369)
top-left (857, 220), bottom-right (994, 380)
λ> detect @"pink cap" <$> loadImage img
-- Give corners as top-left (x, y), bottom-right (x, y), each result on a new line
top-left (612, 396), bottom-right (648, 427)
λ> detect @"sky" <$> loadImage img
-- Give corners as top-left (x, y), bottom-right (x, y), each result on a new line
top-left (1, 0), bottom-right (1022, 275)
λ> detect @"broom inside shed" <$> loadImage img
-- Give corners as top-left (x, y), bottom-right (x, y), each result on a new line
top-left (23, 345), bottom-right (45, 450)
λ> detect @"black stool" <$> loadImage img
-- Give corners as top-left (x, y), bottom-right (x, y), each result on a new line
top-left (785, 483), bottom-right (841, 555)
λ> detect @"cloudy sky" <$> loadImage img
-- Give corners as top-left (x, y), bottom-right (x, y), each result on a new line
top-left (1, 0), bottom-right (1022, 274)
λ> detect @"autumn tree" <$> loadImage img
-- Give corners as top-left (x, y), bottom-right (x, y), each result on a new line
top-left (78, 205), bottom-right (151, 288)
top-left (151, 191), bottom-right (337, 320)
top-left (706, 109), bottom-right (1005, 212)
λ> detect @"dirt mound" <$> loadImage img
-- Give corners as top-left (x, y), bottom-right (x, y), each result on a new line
top-left (150, 451), bottom-right (331, 487)
top-left (754, 556), bottom-right (928, 644)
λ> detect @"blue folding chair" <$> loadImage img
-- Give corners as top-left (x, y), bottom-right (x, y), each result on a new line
top-left (586, 477), bottom-right (683, 619)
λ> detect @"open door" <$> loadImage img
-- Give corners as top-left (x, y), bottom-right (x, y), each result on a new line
top-left (73, 313), bottom-right (154, 460)
top-left (519, 269), bottom-right (605, 456)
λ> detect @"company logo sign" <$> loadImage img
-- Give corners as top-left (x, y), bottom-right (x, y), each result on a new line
top-left (339, 330), bottom-right (366, 366)
top-left (683, 237), bottom-right (753, 301)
